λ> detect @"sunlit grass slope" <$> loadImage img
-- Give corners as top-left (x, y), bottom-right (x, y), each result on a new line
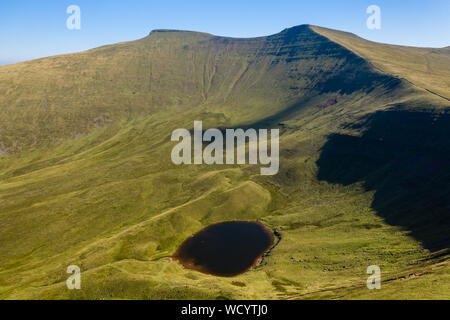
top-left (311, 25), bottom-right (450, 101)
top-left (0, 25), bottom-right (448, 300)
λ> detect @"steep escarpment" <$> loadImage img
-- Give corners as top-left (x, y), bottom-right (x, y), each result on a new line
top-left (0, 25), bottom-right (401, 153)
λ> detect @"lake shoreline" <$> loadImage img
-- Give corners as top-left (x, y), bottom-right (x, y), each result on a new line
top-left (172, 221), bottom-right (275, 277)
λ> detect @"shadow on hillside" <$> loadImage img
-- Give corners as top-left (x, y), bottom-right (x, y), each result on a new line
top-left (317, 109), bottom-right (450, 252)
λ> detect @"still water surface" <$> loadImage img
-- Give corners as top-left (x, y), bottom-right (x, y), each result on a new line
top-left (173, 221), bottom-right (274, 277)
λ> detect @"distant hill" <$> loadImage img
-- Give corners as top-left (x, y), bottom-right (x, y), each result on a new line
top-left (0, 25), bottom-right (448, 300)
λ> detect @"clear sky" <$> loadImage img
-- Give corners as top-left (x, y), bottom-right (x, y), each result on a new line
top-left (1, 0), bottom-right (449, 65)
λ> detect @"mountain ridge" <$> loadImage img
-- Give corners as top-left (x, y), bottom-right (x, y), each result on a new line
top-left (1, 24), bottom-right (409, 153)
top-left (3, 24), bottom-right (448, 68)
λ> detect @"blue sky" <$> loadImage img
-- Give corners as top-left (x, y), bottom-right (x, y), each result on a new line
top-left (0, 0), bottom-right (449, 65)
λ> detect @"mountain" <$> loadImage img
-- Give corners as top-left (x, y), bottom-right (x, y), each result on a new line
top-left (0, 25), bottom-right (448, 300)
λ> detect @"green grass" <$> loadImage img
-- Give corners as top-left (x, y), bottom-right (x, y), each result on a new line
top-left (0, 25), bottom-right (448, 300)
top-left (312, 25), bottom-right (450, 102)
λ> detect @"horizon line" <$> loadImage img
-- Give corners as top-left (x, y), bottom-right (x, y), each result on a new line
top-left (1, 24), bottom-right (448, 67)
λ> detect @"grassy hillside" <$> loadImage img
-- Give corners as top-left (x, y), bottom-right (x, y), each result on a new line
top-left (0, 25), bottom-right (448, 300)
top-left (312, 26), bottom-right (450, 101)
